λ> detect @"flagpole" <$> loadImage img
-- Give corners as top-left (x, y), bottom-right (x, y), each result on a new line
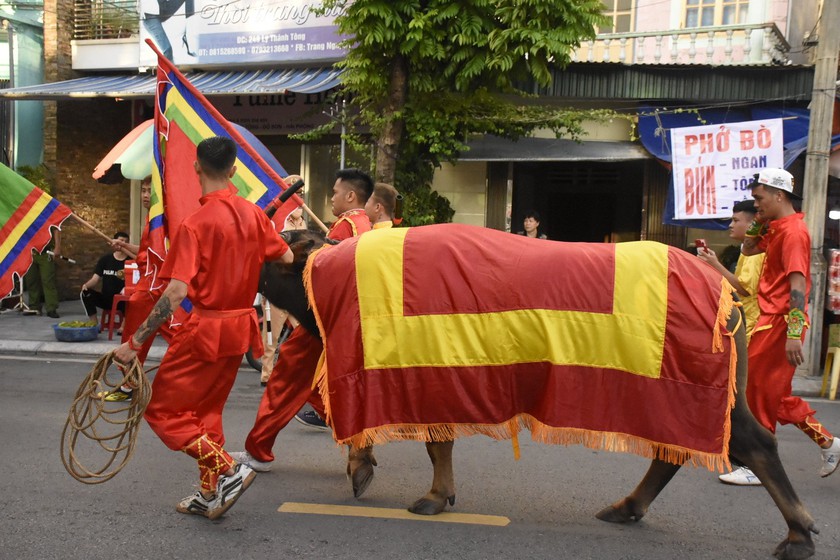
top-left (69, 213), bottom-right (115, 244)
top-left (300, 204), bottom-right (330, 234)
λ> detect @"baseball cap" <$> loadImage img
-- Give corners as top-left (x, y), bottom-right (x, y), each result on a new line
top-left (750, 168), bottom-right (800, 200)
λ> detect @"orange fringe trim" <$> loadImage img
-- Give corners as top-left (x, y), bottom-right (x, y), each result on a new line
top-left (307, 250), bottom-right (741, 474)
top-left (303, 246), bottom-right (334, 428)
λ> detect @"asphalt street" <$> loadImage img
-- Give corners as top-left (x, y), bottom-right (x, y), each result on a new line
top-left (1, 354), bottom-right (839, 560)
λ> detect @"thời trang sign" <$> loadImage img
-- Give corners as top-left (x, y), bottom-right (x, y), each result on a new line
top-left (670, 119), bottom-right (784, 220)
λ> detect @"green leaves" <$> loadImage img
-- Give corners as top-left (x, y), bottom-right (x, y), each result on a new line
top-left (319, 0), bottom-right (616, 223)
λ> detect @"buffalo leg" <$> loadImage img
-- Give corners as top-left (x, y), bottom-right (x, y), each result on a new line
top-left (596, 458), bottom-right (682, 523)
top-left (347, 445), bottom-right (377, 498)
top-left (724, 313), bottom-right (816, 560)
top-left (409, 440), bottom-right (456, 515)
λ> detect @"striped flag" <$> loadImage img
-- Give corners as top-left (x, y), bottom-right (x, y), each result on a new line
top-left (0, 163), bottom-right (72, 298)
top-left (146, 38), bottom-right (303, 266)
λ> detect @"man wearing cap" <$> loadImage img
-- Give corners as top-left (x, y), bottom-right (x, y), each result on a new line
top-left (719, 168), bottom-right (840, 486)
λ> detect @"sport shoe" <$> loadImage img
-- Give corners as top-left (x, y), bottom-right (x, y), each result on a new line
top-left (46, 310), bottom-right (60, 319)
top-left (229, 450), bottom-right (273, 472)
top-left (819, 437), bottom-right (840, 478)
top-left (718, 466), bottom-right (762, 486)
top-left (207, 462), bottom-right (256, 520)
top-left (176, 491), bottom-right (214, 517)
top-left (294, 409), bottom-right (330, 432)
top-left (96, 388), bottom-right (132, 402)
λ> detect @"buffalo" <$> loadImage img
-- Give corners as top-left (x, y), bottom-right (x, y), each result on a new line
top-left (261, 225), bottom-right (818, 560)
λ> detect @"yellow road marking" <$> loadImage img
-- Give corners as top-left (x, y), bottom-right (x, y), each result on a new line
top-left (278, 502), bottom-right (510, 526)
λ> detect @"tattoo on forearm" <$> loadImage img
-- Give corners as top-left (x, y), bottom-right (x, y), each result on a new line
top-left (134, 297), bottom-right (174, 344)
top-left (790, 289), bottom-right (805, 311)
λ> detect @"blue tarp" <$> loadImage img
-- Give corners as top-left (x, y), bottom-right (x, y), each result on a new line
top-left (638, 104), bottom-right (840, 229)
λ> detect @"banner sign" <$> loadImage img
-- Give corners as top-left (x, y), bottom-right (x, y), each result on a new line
top-left (139, 0), bottom-right (346, 68)
top-left (670, 119), bottom-right (784, 220)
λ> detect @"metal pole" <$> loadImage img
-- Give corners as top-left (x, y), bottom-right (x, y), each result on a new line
top-left (339, 98), bottom-right (346, 169)
top-left (6, 19), bottom-right (13, 171)
top-left (802, 0), bottom-right (840, 376)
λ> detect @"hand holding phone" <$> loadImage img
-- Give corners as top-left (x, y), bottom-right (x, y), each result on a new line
top-left (695, 238), bottom-right (708, 250)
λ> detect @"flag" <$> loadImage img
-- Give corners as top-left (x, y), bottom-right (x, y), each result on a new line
top-left (306, 224), bottom-right (738, 472)
top-left (0, 163), bottom-right (72, 298)
top-left (146, 38), bottom-right (303, 267)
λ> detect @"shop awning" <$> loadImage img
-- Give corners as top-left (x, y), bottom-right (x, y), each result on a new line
top-left (460, 135), bottom-right (650, 161)
top-left (0, 66), bottom-right (343, 100)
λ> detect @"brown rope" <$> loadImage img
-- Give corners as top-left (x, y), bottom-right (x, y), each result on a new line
top-left (60, 352), bottom-right (153, 484)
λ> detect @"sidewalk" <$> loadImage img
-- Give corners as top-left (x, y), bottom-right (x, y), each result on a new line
top-left (0, 301), bottom-right (167, 361)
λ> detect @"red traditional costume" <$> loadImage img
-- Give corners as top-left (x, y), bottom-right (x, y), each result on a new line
top-left (747, 213), bottom-right (832, 444)
top-left (243, 207), bottom-right (370, 463)
top-left (120, 216), bottom-right (175, 363)
top-left (144, 186), bottom-right (288, 491)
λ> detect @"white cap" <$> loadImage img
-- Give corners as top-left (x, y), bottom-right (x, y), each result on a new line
top-left (753, 168), bottom-right (800, 200)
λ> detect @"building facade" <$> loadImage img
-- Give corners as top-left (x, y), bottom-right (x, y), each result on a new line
top-left (0, 0), bottom-right (831, 299)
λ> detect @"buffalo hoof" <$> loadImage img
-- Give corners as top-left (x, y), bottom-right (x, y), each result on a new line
top-left (347, 447), bottom-right (377, 498)
top-left (408, 494), bottom-right (455, 515)
top-left (351, 461), bottom-right (375, 498)
top-left (595, 499), bottom-right (645, 524)
top-left (773, 538), bottom-right (815, 560)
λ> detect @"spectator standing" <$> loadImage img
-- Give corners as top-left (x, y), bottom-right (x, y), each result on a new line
top-left (25, 228), bottom-right (62, 318)
top-left (516, 210), bottom-right (548, 239)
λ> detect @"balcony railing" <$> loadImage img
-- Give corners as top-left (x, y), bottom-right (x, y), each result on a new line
top-left (73, 0), bottom-right (139, 40)
top-left (572, 22), bottom-right (790, 66)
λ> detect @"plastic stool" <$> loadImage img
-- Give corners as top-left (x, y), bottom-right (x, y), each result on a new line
top-left (821, 347), bottom-right (840, 400)
top-left (100, 294), bottom-right (129, 341)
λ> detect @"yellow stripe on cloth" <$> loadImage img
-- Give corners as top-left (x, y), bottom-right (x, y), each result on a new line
top-left (0, 191), bottom-right (52, 258)
top-left (355, 230), bottom-right (669, 378)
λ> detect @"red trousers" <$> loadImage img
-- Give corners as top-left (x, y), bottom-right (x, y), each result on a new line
top-left (245, 327), bottom-right (325, 462)
top-left (144, 318), bottom-right (243, 451)
top-left (747, 314), bottom-right (815, 433)
top-left (120, 287), bottom-right (175, 364)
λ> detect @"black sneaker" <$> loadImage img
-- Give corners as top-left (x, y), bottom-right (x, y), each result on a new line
top-left (294, 409), bottom-right (330, 432)
top-left (46, 310), bottom-right (60, 318)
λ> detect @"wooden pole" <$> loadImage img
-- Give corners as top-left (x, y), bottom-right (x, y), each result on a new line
top-left (300, 203), bottom-right (330, 234)
top-left (69, 213), bottom-right (115, 244)
top-left (801, 0), bottom-right (840, 376)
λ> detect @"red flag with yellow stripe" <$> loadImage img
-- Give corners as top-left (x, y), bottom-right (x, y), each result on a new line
top-left (305, 224), bottom-right (738, 472)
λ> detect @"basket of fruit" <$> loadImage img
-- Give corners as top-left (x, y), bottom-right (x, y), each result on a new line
top-left (53, 321), bottom-right (100, 342)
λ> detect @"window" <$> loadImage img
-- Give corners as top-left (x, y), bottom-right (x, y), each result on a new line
top-left (600, 0), bottom-right (634, 34)
top-left (685, 0), bottom-right (748, 28)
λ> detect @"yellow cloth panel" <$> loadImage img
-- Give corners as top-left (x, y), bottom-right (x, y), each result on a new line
top-left (733, 252), bottom-right (765, 335)
top-left (355, 230), bottom-right (668, 378)
top-left (0, 192), bottom-right (51, 257)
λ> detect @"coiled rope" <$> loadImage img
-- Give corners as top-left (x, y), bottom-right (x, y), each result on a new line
top-left (60, 352), bottom-right (152, 484)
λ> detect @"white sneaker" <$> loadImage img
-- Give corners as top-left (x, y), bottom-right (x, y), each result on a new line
top-left (207, 462), bottom-right (256, 520)
top-left (718, 466), bottom-right (762, 486)
top-left (229, 450), bottom-right (273, 472)
top-left (819, 437), bottom-right (840, 478)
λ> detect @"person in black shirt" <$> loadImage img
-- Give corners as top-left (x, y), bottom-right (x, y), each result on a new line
top-left (81, 231), bottom-right (130, 323)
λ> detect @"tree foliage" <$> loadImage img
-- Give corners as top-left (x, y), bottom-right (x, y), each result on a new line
top-left (319, 0), bottom-right (612, 223)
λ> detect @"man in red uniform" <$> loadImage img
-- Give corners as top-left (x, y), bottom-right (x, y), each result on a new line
top-left (114, 136), bottom-right (292, 518)
top-left (100, 176), bottom-right (176, 401)
top-left (719, 168), bottom-right (839, 486)
top-left (232, 168), bottom-right (373, 469)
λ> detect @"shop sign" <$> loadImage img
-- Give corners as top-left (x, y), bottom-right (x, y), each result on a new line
top-left (139, 0), bottom-right (346, 67)
top-left (670, 119), bottom-right (783, 220)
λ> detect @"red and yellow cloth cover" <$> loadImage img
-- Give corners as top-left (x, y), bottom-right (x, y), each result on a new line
top-left (305, 224), bottom-right (738, 471)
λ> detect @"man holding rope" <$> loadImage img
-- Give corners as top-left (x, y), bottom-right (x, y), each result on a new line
top-left (114, 136), bottom-right (292, 519)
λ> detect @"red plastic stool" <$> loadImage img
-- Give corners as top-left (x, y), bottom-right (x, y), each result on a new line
top-left (101, 294), bottom-right (130, 340)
